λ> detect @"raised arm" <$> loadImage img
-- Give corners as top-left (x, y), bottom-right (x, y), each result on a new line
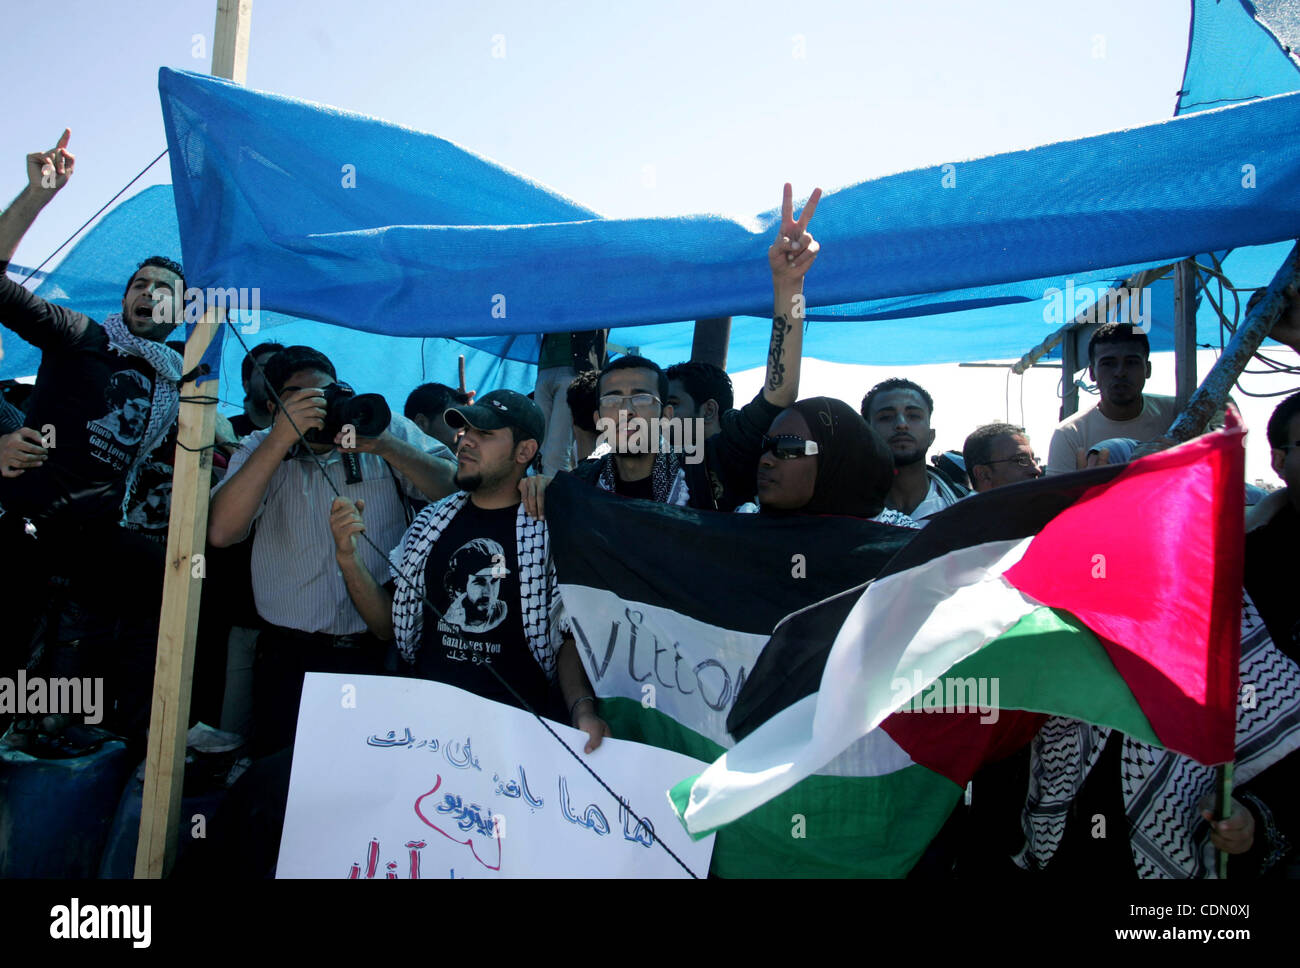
top-left (337, 416), bottom-right (457, 503)
top-left (0, 130), bottom-right (93, 350)
top-left (763, 183), bottom-right (821, 409)
top-left (0, 129), bottom-right (73, 263)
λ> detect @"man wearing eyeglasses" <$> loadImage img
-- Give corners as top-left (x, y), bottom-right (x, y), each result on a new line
top-left (519, 183), bottom-right (821, 516)
top-left (962, 423), bottom-right (1043, 492)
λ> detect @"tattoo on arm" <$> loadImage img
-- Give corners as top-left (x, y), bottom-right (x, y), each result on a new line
top-left (767, 314), bottom-right (792, 392)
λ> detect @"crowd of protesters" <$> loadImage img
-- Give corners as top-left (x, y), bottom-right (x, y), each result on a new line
top-left (4, 132), bottom-right (1300, 879)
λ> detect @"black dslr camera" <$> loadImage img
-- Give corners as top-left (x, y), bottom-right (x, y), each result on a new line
top-left (306, 381), bottom-right (392, 444)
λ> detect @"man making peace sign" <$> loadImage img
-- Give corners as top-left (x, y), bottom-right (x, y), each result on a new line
top-left (520, 183), bottom-right (822, 516)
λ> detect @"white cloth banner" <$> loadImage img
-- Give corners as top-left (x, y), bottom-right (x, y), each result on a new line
top-left (277, 674), bottom-right (715, 878)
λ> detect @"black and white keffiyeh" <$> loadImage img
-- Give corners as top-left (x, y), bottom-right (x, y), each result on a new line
top-left (390, 492), bottom-right (567, 681)
top-left (594, 450), bottom-right (690, 506)
top-left (102, 313), bottom-right (183, 521)
top-left (1015, 592), bottom-right (1300, 878)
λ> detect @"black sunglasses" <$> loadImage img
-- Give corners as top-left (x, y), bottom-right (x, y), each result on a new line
top-left (761, 434), bottom-right (819, 460)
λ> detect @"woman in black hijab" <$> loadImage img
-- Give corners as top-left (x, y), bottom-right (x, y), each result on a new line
top-left (756, 396), bottom-right (896, 518)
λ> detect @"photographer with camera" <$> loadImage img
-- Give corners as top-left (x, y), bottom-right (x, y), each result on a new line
top-left (209, 345), bottom-right (457, 755)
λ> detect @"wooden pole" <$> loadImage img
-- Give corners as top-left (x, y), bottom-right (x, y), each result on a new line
top-left (1167, 241), bottom-right (1300, 442)
top-left (1174, 258), bottom-right (1198, 413)
top-left (135, 0), bottom-right (251, 879)
top-left (211, 0), bottom-right (253, 82)
top-left (134, 309), bottom-right (222, 878)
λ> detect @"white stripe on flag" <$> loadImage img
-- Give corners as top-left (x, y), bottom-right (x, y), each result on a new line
top-left (681, 537), bottom-right (1040, 834)
top-left (560, 584), bottom-right (771, 746)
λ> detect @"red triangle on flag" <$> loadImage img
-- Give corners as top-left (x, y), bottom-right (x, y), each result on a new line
top-left (1002, 424), bottom-right (1244, 764)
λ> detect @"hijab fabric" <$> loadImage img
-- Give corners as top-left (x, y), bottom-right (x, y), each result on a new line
top-left (784, 396), bottom-right (890, 518)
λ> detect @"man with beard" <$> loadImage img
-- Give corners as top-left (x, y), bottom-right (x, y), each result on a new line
top-left (96, 370), bottom-right (152, 446)
top-left (442, 537), bottom-right (509, 632)
top-left (329, 389), bottom-right (609, 753)
top-left (1045, 323), bottom-right (1176, 475)
top-left (861, 378), bottom-right (967, 522)
top-left (0, 130), bottom-right (186, 743)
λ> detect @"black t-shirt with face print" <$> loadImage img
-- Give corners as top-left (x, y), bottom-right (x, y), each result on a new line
top-left (414, 501), bottom-right (549, 712)
top-left (0, 268), bottom-right (161, 523)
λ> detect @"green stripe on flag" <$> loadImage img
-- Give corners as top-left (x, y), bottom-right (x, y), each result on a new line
top-left (950, 607), bottom-right (1161, 746)
top-left (667, 775), bottom-right (707, 840)
top-left (604, 697), bottom-right (964, 877)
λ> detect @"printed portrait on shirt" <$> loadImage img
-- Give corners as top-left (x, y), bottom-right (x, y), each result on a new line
top-left (125, 457), bottom-right (174, 536)
top-left (88, 369), bottom-right (152, 447)
top-left (441, 537), bottom-right (509, 634)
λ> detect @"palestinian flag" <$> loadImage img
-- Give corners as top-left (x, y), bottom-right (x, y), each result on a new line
top-left (545, 472), bottom-right (922, 876)
top-left (670, 423), bottom-right (1246, 873)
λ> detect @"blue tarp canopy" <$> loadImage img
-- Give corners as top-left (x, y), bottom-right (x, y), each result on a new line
top-left (4, 0), bottom-right (1298, 416)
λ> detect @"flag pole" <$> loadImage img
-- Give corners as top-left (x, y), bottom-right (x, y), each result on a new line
top-left (1215, 762), bottom-right (1234, 879)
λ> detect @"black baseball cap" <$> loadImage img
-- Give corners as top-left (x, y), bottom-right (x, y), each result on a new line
top-left (445, 389), bottom-right (546, 444)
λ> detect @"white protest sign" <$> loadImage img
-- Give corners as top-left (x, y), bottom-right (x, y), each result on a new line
top-left (277, 673), bottom-right (715, 878)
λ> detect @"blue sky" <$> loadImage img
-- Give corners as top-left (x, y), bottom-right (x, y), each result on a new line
top-left (3, 0), bottom-right (1191, 271)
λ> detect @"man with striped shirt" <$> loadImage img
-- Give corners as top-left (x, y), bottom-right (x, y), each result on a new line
top-left (209, 345), bottom-right (457, 755)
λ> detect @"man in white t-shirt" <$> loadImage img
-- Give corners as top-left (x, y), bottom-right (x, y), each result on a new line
top-left (1045, 323), bottom-right (1177, 476)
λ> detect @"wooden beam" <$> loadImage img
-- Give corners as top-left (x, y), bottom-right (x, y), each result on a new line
top-left (1174, 258), bottom-right (1198, 413)
top-left (134, 309), bottom-right (222, 877)
top-left (1168, 241), bottom-right (1300, 442)
top-left (135, 0), bottom-right (251, 879)
top-left (211, 0), bottom-right (253, 84)
top-left (690, 317), bottom-right (731, 369)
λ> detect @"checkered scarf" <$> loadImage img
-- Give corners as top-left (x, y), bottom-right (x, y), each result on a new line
top-left (594, 450), bottom-right (690, 506)
top-left (102, 313), bottom-right (183, 522)
top-left (1015, 593), bottom-right (1300, 878)
top-left (390, 492), bottom-right (567, 681)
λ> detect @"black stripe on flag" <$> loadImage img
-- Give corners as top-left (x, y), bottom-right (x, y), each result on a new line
top-left (728, 581), bottom-right (866, 740)
top-left (546, 472), bottom-right (915, 636)
top-left (728, 464), bottom-right (1128, 739)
